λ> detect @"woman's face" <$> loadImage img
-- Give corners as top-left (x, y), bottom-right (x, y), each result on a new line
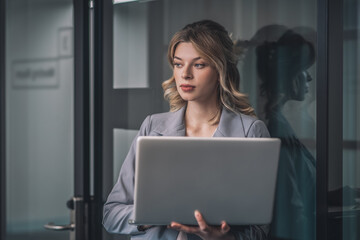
top-left (173, 42), bottom-right (219, 104)
top-left (291, 70), bottom-right (312, 101)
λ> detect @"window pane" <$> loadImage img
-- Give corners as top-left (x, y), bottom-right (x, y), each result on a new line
top-left (111, 1), bottom-right (317, 240)
top-left (6, 0), bottom-right (74, 239)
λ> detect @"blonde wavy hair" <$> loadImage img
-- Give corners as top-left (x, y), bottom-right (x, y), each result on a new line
top-left (162, 20), bottom-right (256, 124)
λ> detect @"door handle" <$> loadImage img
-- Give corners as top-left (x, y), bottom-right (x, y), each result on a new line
top-left (44, 197), bottom-right (85, 240)
top-left (44, 198), bottom-right (76, 232)
top-left (44, 222), bottom-right (75, 231)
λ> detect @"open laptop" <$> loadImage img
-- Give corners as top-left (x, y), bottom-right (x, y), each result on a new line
top-left (129, 136), bottom-right (280, 226)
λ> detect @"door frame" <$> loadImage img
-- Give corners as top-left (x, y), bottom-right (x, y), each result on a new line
top-left (0, 0), bottom-right (6, 239)
top-left (74, 0), bottom-right (92, 239)
top-left (74, 0), bottom-right (90, 205)
top-left (316, 0), bottom-right (343, 239)
top-left (93, 0), bottom-right (106, 239)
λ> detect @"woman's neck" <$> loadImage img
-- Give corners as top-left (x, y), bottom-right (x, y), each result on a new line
top-left (184, 102), bottom-right (220, 137)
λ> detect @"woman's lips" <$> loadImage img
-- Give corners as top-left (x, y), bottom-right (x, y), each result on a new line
top-left (180, 84), bottom-right (195, 92)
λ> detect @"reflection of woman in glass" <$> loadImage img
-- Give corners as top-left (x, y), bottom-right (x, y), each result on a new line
top-left (103, 20), bottom-right (270, 240)
top-left (256, 30), bottom-right (316, 240)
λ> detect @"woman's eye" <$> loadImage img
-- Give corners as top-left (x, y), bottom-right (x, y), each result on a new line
top-left (173, 62), bottom-right (182, 68)
top-left (194, 63), bottom-right (206, 68)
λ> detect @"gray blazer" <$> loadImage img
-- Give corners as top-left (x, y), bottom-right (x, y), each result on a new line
top-left (103, 107), bottom-right (270, 240)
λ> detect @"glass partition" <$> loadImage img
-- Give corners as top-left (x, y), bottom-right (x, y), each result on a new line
top-left (111, 1), bottom-right (317, 240)
top-left (6, 0), bottom-right (74, 239)
top-left (342, 0), bottom-right (360, 239)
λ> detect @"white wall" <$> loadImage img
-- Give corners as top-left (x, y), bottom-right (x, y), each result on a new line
top-left (113, 3), bottom-right (149, 88)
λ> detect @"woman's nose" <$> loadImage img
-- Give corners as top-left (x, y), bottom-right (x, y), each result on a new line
top-left (181, 65), bottom-right (193, 80)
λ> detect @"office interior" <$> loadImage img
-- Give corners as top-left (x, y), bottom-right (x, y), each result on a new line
top-left (0, 0), bottom-right (359, 240)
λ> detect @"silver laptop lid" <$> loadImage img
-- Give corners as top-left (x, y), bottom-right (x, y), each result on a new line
top-left (131, 136), bottom-right (280, 226)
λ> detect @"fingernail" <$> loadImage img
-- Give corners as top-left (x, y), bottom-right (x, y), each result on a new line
top-left (194, 210), bottom-right (200, 217)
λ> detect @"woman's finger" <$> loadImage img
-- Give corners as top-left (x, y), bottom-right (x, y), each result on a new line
top-left (220, 221), bottom-right (231, 234)
top-left (169, 222), bottom-right (197, 234)
top-left (194, 210), bottom-right (209, 232)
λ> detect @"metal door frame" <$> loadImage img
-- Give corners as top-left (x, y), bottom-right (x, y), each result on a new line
top-left (0, 0), bottom-right (6, 239)
top-left (93, 0), bottom-right (106, 239)
top-left (74, 0), bottom-right (92, 240)
top-left (316, 0), bottom-right (343, 239)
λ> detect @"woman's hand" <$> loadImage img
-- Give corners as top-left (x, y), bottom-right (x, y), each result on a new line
top-left (168, 210), bottom-right (236, 240)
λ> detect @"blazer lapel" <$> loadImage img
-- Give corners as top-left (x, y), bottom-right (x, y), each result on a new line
top-left (214, 107), bottom-right (246, 137)
top-left (151, 107), bottom-right (186, 136)
top-left (150, 106), bottom-right (248, 137)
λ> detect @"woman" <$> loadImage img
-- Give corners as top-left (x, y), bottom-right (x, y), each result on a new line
top-left (103, 20), bottom-right (269, 240)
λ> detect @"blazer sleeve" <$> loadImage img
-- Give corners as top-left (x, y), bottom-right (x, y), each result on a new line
top-left (102, 116), bottom-right (151, 235)
top-left (246, 119), bottom-right (270, 138)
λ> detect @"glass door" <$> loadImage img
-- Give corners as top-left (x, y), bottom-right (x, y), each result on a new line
top-left (1, 0), bottom-right (92, 240)
top-left (100, 0), bottom-right (317, 239)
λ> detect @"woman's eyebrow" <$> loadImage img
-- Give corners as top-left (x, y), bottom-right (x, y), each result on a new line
top-left (173, 56), bottom-right (202, 61)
